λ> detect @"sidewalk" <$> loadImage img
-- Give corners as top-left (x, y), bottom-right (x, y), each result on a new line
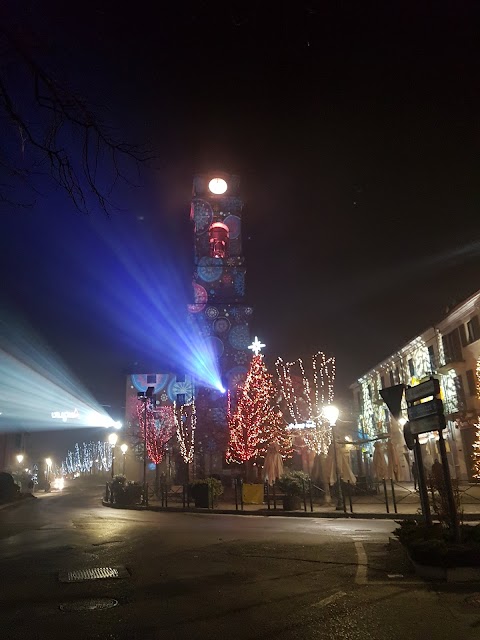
top-left (102, 481), bottom-right (480, 521)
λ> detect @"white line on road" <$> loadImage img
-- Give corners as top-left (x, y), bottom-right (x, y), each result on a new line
top-left (311, 591), bottom-right (347, 608)
top-left (355, 541), bottom-right (368, 585)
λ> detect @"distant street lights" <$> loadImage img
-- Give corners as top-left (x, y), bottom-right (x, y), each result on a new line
top-left (108, 432), bottom-right (118, 478)
top-left (45, 457), bottom-right (52, 483)
top-left (323, 405), bottom-right (343, 511)
top-left (120, 443), bottom-right (128, 475)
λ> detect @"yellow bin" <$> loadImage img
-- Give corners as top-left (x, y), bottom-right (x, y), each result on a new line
top-left (242, 483), bottom-right (264, 504)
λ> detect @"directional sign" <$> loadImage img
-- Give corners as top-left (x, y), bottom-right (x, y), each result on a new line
top-left (408, 413), bottom-right (446, 435)
top-left (407, 398), bottom-right (444, 422)
top-left (405, 378), bottom-right (440, 403)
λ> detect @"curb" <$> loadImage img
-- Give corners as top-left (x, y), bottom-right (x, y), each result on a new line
top-left (101, 500), bottom-right (436, 520)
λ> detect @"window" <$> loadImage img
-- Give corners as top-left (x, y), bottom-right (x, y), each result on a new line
top-left (408, 358), bottom-right (415, 377)
top-left (466, 369), bottom-right (477, 397)
top-left (357, 392), bottom-right (362, 411)
top-left (380, 375), bottom-right (385, 389)
top-left (368, 385), bottom-right (372, 400)
top-left (428, 346), bottom-right (436, 372)
top-left (395, 367), bottom-right (400, 383)
top-left (454, 376), bottom-right (466, 411)
top-left (146, 374), bottom-right (156, 384)
top-left (176, 393), bottom-right (186, 405)
top-left (442, 328), bottom-right (463, 364)
top-left (389, 370), bottom-right (395, 386)
top-left (176, 373), bottom-right (186, 383)
top-left (466, 316), bottom-right (480, 344)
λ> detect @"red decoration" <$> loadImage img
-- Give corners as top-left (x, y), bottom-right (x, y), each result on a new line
top-left (226, 354), bottom-right (291, 465)
top-left (135, 401), bottom-right (175, 464)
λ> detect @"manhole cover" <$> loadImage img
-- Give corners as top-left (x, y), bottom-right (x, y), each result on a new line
top-left (59, 598), bottom-right (118, 612)
top-left (465, 594), bottom-right (480, 607)
top-left (58, 567), bottom-right (129, 583)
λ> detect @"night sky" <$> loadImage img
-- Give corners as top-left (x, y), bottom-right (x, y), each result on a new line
top-left (1, 2), bottom-right (480, 456)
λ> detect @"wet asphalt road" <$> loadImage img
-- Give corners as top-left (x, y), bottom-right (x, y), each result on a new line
top-left (1, 485), bottom-right (480, 639)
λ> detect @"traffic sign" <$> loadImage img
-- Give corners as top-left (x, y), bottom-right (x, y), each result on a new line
top-left (407, 398), bottom-right (444, 421)
top-left (379, 384), bottom-right (405, 419)
top-left (408, 413), bottom-right (446, 435)
top-left (405, 378), bottom-right (440, 403)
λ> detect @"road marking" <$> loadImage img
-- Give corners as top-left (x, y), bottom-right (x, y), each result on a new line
top-left (355, 541), bottom-right (368, 585)
top-left (311, 591), bottom-right (347, 608)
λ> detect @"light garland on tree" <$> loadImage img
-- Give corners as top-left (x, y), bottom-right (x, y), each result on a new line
top-left (227, 351), bottom-right (291, 464)
top-left (476, 357), bottom-right (480, 399)
top-left (472, 422), bottom-right (480, 480)
top-left (174, 399), bottom-right (196, 463)
top-left (62, 441), bottom-right (112, 475)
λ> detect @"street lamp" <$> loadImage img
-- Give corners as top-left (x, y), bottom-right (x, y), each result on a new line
top-left (120, 443), bottom-right (128, 475)
top-left (323, 405), bottom-right (343, 511)
top-left (45, 457), bottom-right (52, 483)
top-left (108, 432), bottom-right (118, 478)
top-left (16, 454), bottom-right (24, 465)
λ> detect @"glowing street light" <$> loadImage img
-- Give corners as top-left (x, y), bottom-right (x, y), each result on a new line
top-left (45, 457), bottom-right (52, 483)
top-left (120, 443), bottom-right (128, 475)
top-left (323, 405), bottom-right (343, 511)
top-left (16, 454), bottom-right (24, 465)
top-left (108, 432), bottom-right (118, 479)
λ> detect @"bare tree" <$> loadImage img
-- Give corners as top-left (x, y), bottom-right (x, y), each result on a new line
top-left (0, 8), bottom-right (153, 212)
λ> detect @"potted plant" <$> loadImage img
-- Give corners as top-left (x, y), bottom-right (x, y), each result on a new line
top-left (277, 471), bottom-right (309, 511)
top-left (189, 477), bottom-right (224, 508)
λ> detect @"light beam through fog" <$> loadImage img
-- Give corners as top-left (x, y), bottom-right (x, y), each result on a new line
top-left (0, 309), bottom-right (121, 432)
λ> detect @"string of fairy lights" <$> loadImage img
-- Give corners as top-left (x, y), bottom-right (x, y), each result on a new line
top-left (173, 399), bottom-right (196, 463)
top-left (62, 441), bottom-right (112, 475)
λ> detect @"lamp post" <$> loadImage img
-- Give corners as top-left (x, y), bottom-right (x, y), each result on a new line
top-left (108, 432), bottom-right (118, 479)
top-left (323, 405), bottom-right (343, 511)
top-left (120, 443), bottom-right (128, 475)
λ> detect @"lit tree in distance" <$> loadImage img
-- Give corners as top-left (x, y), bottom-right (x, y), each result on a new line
top-left (135, 401), bottom-right (175, 466)
top-left (174, 399), bottom-right (197, 466)
top-left (227, 339), bottom-right (291, 477)
top-left (473, 423), bottom-right (480, 480)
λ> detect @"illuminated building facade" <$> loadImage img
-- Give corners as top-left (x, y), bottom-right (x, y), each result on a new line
top-left (351, 290), bottom-right (480, 481)
top-left (125, 174), bottom-right (252, 478)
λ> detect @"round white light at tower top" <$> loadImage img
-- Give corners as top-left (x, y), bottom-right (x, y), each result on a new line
top-left (208, 177), bottom-right (228, 194)
top-left (108, 432), bottom-right (118, 446)
top-left (120, 443), bottom-right (128, 454)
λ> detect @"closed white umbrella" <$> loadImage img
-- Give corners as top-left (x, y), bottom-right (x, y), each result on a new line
top-left (373, 441), bottom-right (388, 479)
top-left (263, 442), bottom-right (284, 485)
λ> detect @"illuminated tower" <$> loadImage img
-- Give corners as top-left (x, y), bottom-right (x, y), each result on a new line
top-left (189, 173), bottom-right (252, 388)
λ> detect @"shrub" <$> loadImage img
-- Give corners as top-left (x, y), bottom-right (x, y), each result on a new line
top-left (190, 477), bottom-right (224, 500)
top-left (277, 471), bottom-right (310, 497)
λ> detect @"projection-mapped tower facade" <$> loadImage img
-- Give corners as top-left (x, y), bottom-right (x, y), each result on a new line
top-left (189, 173), bottom-right (252, 393)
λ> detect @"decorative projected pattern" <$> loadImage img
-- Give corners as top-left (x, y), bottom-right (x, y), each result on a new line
top-left (228, 325), bottom-right (250, 350)
top-left (205, 306), bottom-right (219, 319)
top-left (224, 214), bottom-right (241, 239)
top-left (205, 335), bottom-right (224, 358)
top-left (214, 317), bottom-right (230, 334)
top-left (197, 256), bottom-right (223, 282)
top-left (187, 281), bottom-right (208, 313)
top-left (131, 373), bottom-right (168, 394)
top-left (167, 378), bottom-right (195, 404)
top-left (192, 199), bottom-right (213, 234)
top-left (233, 270), bottom-right (245, 296)
top-left (225, 365), bottom-right (248, 390)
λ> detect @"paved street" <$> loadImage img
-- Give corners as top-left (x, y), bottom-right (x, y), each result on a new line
top-left (1, 486), bottom-right (480, 639)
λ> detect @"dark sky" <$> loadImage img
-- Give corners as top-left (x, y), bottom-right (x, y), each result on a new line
top-left (1, 0), bottom-right (480, 450)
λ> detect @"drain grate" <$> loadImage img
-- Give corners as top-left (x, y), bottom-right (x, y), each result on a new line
top-left (59, 598), bottom-right (118, 612)
top-left (465, 594), bottom-right (480, 607)
top-left (58, 567), bottom-right (129, 583)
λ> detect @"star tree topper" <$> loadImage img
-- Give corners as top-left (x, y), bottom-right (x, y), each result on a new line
top-left (248, 336), bottom-right (266, 356)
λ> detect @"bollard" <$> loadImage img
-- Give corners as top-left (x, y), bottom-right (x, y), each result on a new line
top-left (390, 479), bottom-right (398, 514)
top-left (266, 482), bottom-right (270, 510)
top-left (273, 482), bottom-right (277, 510)
top-left (309, 480), bottom-right (313, 512)
top-left (145, 483), bottom-right (149, 507)
top-left (347, 480), bottom-right (353, 513)
top-left (240, 478), bottom-right (244, 511)
top-left (342, 483), bottom-right (347, 513)
top-left (234, 478), bottom-right (238, 511)
top-left (165, 483), bottom-right (168, 508)
top-left (182, 484), bottom-right (186, 509)
top-left (382, 478), bottom-right (390, 513)
top-left (302, 479), bottom-right (307, 512)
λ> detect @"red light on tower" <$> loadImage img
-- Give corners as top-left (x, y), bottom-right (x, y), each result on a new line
top-left (209, 222), bottom-right (229, 259)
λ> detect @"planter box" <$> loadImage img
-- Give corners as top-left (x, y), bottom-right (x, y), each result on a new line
top-left (192, 484), bottom-right (210, 508)
top-left (242, 483), bottom-right (264, 505)
top-left (282, 495), bottom-right (302, 511)
top-left (410, 557), bottom-right (480, 583)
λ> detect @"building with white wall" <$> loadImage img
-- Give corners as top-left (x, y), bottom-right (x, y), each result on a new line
top-left (351, 290), bottom-right (480, 481)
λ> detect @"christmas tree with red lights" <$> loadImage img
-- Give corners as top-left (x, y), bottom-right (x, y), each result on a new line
top-left (226, 341), bottom-right (291, 475)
